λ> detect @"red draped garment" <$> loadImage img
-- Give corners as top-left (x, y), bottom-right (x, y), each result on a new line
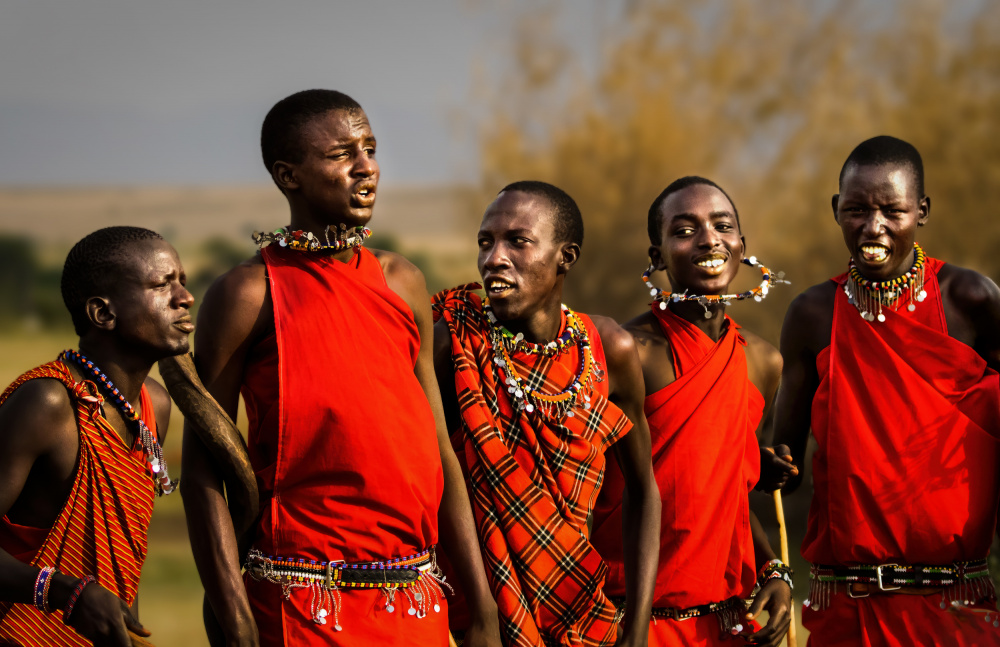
top-left (0, 359), bottom-right (158, 647)
top-left (434, 286), bottom-right (631, 647)
top-left (592, 305), bottom-right (762, 645)
top-left (802, 258), bottom-right (1000, 646)
top-left (243, 246), bottom-right (447, 646)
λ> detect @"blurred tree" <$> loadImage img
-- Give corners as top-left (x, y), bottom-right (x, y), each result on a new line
top-left (475, 0), bottom-right (1000, 344)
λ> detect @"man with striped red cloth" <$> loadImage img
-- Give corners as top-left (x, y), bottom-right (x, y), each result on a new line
top-left (434, 181), bottom-right (660, 647)
top-left (0, 226), bottom-right (194, 646)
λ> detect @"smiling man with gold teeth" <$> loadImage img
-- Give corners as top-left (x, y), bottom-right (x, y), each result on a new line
top-left (766, 135), bottom-right (1000, 645)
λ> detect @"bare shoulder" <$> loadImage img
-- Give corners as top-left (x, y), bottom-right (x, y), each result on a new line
top-left (590, 314), bottom-right (640, 368)
top-left (143, 376), bottom-right (172, 437)
top-left (783, 280), bottom-right (838, 353)
top-left (203, 255), bottom-right (268, 312)
top-left (740, 327), bottom-right (782, 378)
top-left (938, 262), bottom-right (1000, 311)
top-left (371, 248), bottom-right (428, 307)
top-left (0, 377), bottom-right (77, 451)
top-left (621, 310), bottom-right (663, 346)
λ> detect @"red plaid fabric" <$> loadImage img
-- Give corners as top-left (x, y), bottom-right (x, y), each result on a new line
top-left (434, 285), bottom-right (631, 647)
top-left (0, 360), bottom-right (156, 646)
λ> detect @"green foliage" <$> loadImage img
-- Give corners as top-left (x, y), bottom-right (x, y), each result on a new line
top-left (0, 235), bottom-right (71, 331)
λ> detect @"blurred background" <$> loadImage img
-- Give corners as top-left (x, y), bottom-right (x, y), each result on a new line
top-left (3, 0), bottom-right (1000, 644)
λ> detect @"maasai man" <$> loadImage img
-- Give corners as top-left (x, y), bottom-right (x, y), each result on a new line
top-left (766, 135), bottom-right (1000, 645)
top-left (433, 181), bottom-right (660, 647)
top-left (0, 226), bottom-right (192, 646)
top-left (180, 89), bottom-right (500, 647)
top-left (591, 177), bottom-right (792, 646)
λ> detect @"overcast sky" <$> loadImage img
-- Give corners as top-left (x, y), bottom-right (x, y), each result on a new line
top-left (0, 1), bottom-right (610, 186)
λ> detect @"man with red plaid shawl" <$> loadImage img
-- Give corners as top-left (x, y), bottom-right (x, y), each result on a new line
top-left (433, 181), bottom-right (660, 647)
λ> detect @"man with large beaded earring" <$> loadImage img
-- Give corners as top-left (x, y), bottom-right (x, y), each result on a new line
top-left (0, 226), bottom-right (193, 646)
top-left (180, 89), bottom-right (500, 647)
top-left (590, 176), bottom-right (792, 646)
top-left (764, 135), bottom-right (1000, 645)
top-left (432, 181), bottom-right (660, 647)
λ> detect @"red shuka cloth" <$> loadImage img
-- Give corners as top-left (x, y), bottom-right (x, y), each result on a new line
top-left (433, 286), bottom-right (631, 647)
top-left (591, 306), bottom-right (762, 644)
top-left (803, 258), bottom-right (1000, 645)
top-left (0, 359), bottom-right (157, 647)
top-left (244, 246), bottom-right (447, 646)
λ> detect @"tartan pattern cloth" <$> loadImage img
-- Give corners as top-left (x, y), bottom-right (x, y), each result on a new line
top-left (0, 360), bottom-right (156, 646)
top-left (434, 285), bottom-right (631, 647)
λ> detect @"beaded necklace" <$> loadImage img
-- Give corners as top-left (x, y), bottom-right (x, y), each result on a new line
top-left (252, 223), bottom-right (372, 252)
top-left (60, 349), bottom-right (176, 495)
top-left (642, 256), bottom-right (788, 318)
top-left (483, 301), bottom-right (598, 419)
top-left (843, 243), bottom-right (927, 323)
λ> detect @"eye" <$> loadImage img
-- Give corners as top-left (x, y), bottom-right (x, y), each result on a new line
top-left (673, 227), bottom-right (694, 236)
top-left (365, 146), bottom-right (376, 157)
top-left (716, 222), bottom-right (734, 231)
top-left (478, 238), bottom-right (491, 249)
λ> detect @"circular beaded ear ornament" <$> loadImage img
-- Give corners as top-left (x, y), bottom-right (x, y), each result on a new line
top-left (843, 243), bottom-right (927, 323)
top-left (253, 224), bottom-right (371, 252)
top-left (641, 256), bottom-right (788, 318)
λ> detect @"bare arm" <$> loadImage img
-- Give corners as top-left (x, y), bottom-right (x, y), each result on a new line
top-left (596, 318), bottom-right (659, 647)
top-left (382, 254), bottom-right (500, 647)
top-left (0, 380), bottom-right (145, 646)
top-left (180, 260), bottom-right (267, 646)
top-left (763, 285), bottom-right (833, 493)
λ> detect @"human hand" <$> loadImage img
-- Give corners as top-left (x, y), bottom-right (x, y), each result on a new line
top-left (756, 445), bottom-right (798, 493)
top-left (744, 579), bottom-right (791, 646)
top-left (66, 582), bottom-right (148, 647)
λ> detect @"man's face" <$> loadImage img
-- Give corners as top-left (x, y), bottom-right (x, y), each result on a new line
top-left (109, 239), bottom-right (194, 359)
top-left (477, 191), bottom-right (571, 322)
top-left (651, 184), bottom-right (744, 295)
top-left (290, 109), bottom-right (379, 227)
top-left (834, 163), bottom-right (928, 281)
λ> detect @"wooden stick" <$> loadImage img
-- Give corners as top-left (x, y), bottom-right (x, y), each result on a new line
top-left (773, 490), bottom-right (797, 647)
top-left (448, 631), bottom-right (460, 647)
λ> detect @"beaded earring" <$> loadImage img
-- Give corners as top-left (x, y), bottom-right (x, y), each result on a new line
top-left (641, 256), bottom-right (788, 318)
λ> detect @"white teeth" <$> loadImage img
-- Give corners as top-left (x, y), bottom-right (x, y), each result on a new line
top-left (696, 258), bottom-right (725, 268)
top-left (861, 245), bottom-right (888, 260)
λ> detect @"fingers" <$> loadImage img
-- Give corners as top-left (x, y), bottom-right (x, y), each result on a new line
top-left (745, 589), bottom-right (766, 620)
top-left (773, 444), bottom-right (791, 461)
top-left (746, 607), bottom-right (790, 646)
top-left (129, 630), bottom-right (158, 647)
top-left (120, 602), bottom-right (150, 637)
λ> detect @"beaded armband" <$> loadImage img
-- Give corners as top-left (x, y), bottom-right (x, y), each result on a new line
top-left (33, 566), bottom-right (57, 613)
top-left (753, 559), bottom-right (794, 596)
top-left (62, 576), bottom-right (96, 625)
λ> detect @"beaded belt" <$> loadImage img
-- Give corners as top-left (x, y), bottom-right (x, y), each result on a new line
top-left (245, 547), bottom-right (451, 630)
top-left (611, 595), bottom-right (747, 635)
top-left (806, 559), bottom-right (996, 612)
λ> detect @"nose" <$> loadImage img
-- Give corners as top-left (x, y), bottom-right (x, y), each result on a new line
top-left (480, 242), bottom-right (510, 272)
top-left (862, 210), bottom-right (888, 237)
top-left (353, 150), bottom-right (378, 178)
top-left (695, 223), bottom-right (722, 249)
top-left (176, 284), bottom-right (195, 310)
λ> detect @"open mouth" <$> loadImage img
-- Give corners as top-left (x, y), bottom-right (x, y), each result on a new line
top-left (693, 253), bottom-right (728, 274)
top-left (485, 277), bottom-right (515, 297)
top-left (174, 319), bottom-right (195, 333)
top-left (859, 244), bottom-right (889, 263)
top-left (354, 185), bottom-right (376, 206)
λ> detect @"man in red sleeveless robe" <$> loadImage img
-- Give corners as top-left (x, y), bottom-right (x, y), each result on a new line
top-left (591, 177), bottom-right (792, 646)
top-left (181, 90), bottom-right (500, 647)
top-left (0, 226), bottom-right (193, 646)
top-left (433, 182), bottom-right (661, 647)
top-left (768, 136), bottom-right (1000, 645)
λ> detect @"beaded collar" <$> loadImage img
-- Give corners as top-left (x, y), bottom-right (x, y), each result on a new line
top-left (252, 224), bottom-right (372, 252)
top-left (60, 349), bottom-right (176, 495)
top-left (843, 243), bottom-right (927, 323)
top-left (483, 301), bottom-right (598, 419)
top-left (642, 256), bottom-right (788, 319)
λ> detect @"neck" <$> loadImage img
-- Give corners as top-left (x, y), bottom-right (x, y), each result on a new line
top-left (667, 299), bottom-right (727, 341)
top-left (74, 339), bottom-right (153, 406)
top-left (498, 303), bottom-right (564, 345)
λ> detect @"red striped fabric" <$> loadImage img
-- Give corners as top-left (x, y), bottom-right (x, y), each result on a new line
top-left (0, 359), bottom-right (156, 646)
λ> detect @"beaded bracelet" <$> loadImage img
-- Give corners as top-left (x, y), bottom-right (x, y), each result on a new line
top-left (62, 576), bottom-right (95, 625)
top-left (33, 566), bottom-right (56, 613)
top-left (757, 559), bottom-right (794, 591)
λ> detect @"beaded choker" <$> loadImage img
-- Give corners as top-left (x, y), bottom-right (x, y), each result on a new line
top-left (61, 349), bottom-right (176, 495)
top-left (252, 224), bottom-right (372, 252)
top-left (844, 243), bottom-right (927, 323)
top-left (642, 256), bottom-right (788, 319)
top-left (483, 301), bottom-right (599, 419)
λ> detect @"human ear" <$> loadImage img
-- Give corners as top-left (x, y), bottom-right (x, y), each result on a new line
top-left (272, 161), bottom-right (300, 192)
top-left (648, 246), bottom-right (667, 272)
top-left (917, 195), bottom-right (931, 227)
top-left (557, 242), bottom-right (580, 273)
top-left (85, 297), bottom-right (116, 332)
